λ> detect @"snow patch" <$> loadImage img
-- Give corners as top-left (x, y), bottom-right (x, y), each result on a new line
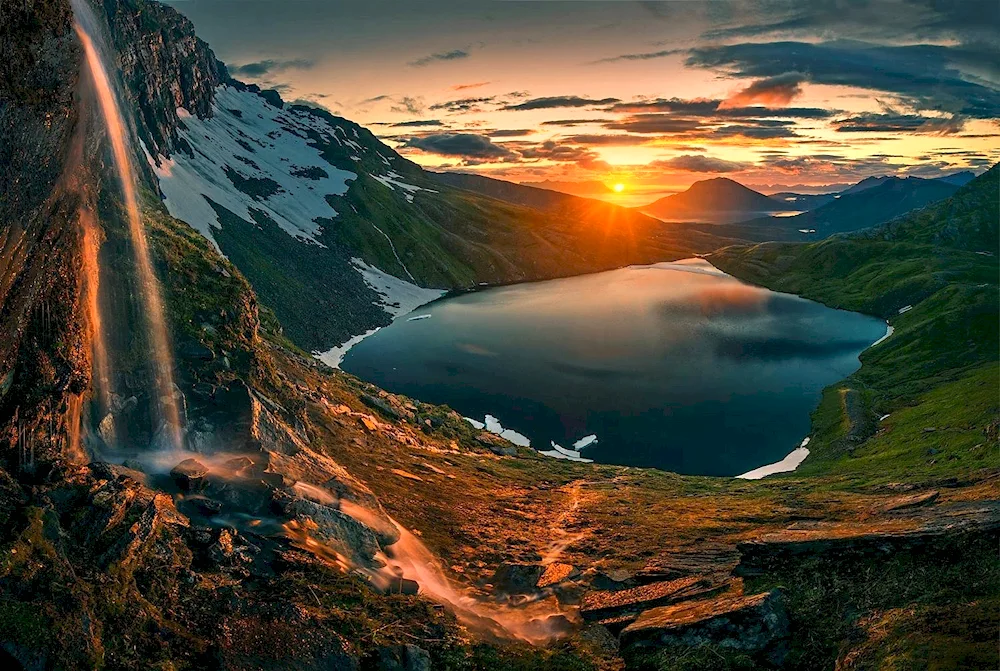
top-left (869, 324), bottom-right (894, 349)
top-left (352, 258), bottom-right (444, 319)
top-left (465, 414), bottom-right (532, 448)
top-left (372, 170), bottom-right (438, 203)
top-left (407, 314), bottom-right (432, 322)
top-left (737, 437), bottom-right (810, 479)
top-left (573, 434), bottom-right (598, 450)
top-left (898, 305), bottom-right (913, 314)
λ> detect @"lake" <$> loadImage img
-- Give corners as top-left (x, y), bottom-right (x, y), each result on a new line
top-left (341, 259), bottom-right (886, 476)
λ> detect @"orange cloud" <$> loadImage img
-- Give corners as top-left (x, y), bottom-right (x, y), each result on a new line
top-left (720, 73), bottom-right (805, 109)
top-left (451, 81), bottom-right (491, 91)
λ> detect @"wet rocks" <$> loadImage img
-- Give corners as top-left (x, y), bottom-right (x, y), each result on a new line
top-left (277, 495), bottom-right (383, 567)
top-left (170, 458), bottom-right (210, 491)
top-left (620, 589), bottom-right (789, 664)
top-left (490, 562), bottom-right (544, 595)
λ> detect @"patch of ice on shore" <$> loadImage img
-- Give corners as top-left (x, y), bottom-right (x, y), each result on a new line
top-left (573, 434), bottom-right (598, 450)
top-left (736, 436), bottom-right (811, 480)
top-left (407, 314), bottom-right (432, 322)
top-left (468, 414), bottom-right (533, 447)
top-left (538, 448), bottom-right (594, 463)
top-left (314, 327), bottom-right (380, 369)
top-left (869, 324), bottom-right (894, 349)
top-left (314, 260), bottom-right (443, 368)
top-left (484, 414), bottom-right (503, 434)
top-left (500, 429), bottom-right (531, 447)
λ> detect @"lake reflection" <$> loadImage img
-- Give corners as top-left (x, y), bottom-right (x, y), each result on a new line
top-left (342, 259), bottom-right (886, 476)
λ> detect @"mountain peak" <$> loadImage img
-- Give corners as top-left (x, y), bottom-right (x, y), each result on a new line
top-left (643, 176), bottom-right (781, 223)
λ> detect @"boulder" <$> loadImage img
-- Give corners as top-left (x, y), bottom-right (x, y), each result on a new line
top-left (277, 495), bottom-right (383, 567)
top-left (620, 590), bottom-right (789, 664)
top-left (170, 458), bottom-right (210, 491)
top-left (375, 645), bottom-right (431, 671)
top-left (178, 340), bottom-right (215, 361)
top-left (875, 490), bottom-right (939, 514)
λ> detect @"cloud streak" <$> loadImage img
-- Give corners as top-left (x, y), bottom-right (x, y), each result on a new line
top-left (409, 48), bottom-right (470, 67)
top-left (504, 96), bottom-right (621, 111)
top-left (229, 58), bottom-right (315, 77)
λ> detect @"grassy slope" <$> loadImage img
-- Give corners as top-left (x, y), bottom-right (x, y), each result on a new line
top-left (711, 165), bottom-right (999, 482)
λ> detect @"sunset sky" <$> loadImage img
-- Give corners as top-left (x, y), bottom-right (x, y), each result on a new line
top-left (166, 0), bottom-right (999, 200)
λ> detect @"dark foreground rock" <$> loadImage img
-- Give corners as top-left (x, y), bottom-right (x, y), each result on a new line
top-left (375, 644), bottom-right (431, 671)
top-left (620, 590), bottom-right (789, 665)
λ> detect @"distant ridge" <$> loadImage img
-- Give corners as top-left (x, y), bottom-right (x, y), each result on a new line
top-left (521, 179), bottom-right (613, 196)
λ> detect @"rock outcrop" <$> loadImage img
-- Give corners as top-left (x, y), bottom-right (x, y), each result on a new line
top-left (620, 589), bottom-right (789, 664)
top-left (100, 0), bottom-right (228, 157)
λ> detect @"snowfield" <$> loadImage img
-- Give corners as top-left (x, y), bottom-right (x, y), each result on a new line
top-left (148, 85), bottom-right (359, 250)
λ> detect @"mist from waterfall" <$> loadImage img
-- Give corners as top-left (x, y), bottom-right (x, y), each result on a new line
top-left (72, 0), bottom-right (183, 450)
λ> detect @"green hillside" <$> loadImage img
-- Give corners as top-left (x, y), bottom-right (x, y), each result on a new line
top-left (712, 164), bottom-right (999, 481)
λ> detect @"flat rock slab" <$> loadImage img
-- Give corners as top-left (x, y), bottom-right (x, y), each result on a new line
top-left (875, 490), bottom-right (939, 514)
top-left (620, 589), bottom-right (788, 659)
top-left (636, 545), bottom-right (740, 583)
top-left (581, 575), bottom-right (723, 622)
top-left (737, 501), bottom-right (1000, 575)
top-left (537, 562), bottom-right (579, 589)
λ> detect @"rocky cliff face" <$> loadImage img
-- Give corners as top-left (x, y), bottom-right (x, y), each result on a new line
top-left (98, 0), bottom-right (228, 156)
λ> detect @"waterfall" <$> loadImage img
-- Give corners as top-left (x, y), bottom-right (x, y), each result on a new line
top-left (72, 0), bottom-right (183, 451)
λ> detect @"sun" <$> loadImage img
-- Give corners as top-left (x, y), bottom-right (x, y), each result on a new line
top-left (613, 183), bottom-right (626, 193)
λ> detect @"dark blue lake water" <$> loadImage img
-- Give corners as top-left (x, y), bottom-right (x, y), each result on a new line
top-left (341, 259), bottom-right (886, 476)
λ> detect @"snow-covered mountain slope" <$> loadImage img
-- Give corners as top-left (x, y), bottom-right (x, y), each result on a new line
top-left (149, 85), bottom-right (359, 248)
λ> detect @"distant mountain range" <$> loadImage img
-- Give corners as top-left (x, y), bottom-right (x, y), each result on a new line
top-left (621, 172), bottom-right (973, 241)
top-left (741, 176), bottom-right (962, 238)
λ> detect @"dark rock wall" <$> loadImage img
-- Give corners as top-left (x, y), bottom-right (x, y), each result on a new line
top-left (98, 0), bottom-right (228, 157)
top-left (0, 0), bottom-right (92, 473)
